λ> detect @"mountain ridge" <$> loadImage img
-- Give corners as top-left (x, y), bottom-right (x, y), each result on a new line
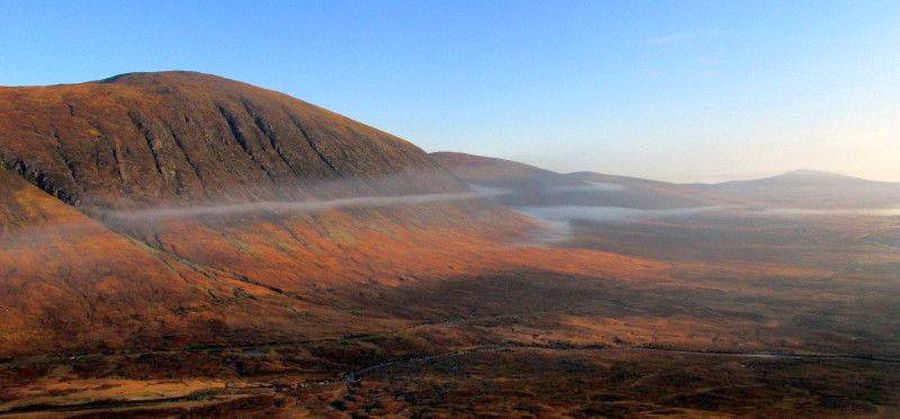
top-left (707, 168), bottom-right (892, 186)
top-left (431, 151), bottom-right (900, 209)
top-left (0, 71), bottom-right (463, 210)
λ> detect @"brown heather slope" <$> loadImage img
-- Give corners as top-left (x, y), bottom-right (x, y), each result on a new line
top-left (0, 166), bottom-right (384, 357)
top-left (0, 73), bottom-right (675, 359)
top-left (0, 162), bottom-right (668, 358)
top-left (2, 76), bottom-right (897, 416)
top-left (0, 72), bottom-right (480, 357)
top-left (0, 71), bottom-right (462, 209)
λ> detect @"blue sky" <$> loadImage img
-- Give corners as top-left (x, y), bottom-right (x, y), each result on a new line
top-left (2, 1), bottom-right (898, 182)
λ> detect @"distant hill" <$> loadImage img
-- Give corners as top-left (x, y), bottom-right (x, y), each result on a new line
top-left (430, 151), bottom-right (583, 189)
top-left (565, 171), bottom-right (725, 209)
top-left (431, 151), bottom-right (720, 209)
top-left (696, 170), bottom-right (900, 209)
top-left (433, 152), bottom-right (900, 210)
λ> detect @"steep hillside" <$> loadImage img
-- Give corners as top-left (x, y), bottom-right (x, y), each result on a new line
top-left (0, 166), bottom-right (358, 357)
top-left (0, 73), bottom-right (487, 357)
top-left (0, 71), bottom-right (462, 209)
top-left (1, 74), bottom-right (666, 359)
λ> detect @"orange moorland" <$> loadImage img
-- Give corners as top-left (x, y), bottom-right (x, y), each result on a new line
top-left (1, 73), bottom-right (897, 417)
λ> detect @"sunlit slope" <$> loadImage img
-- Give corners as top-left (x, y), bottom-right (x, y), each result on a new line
top-left (0, 166), bottom-right (669, 357)
top-left (107, 204), bottom-right (667, 293)
top-left (0, 74), bottom-right (679, 359)
top-left (0, 71), bottom-right (463, 209)
top-left (0, 167), bottom-right (385, 358)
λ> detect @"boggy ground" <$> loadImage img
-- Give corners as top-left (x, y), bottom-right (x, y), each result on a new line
top-left (1, 212), bottom-right (898, 417)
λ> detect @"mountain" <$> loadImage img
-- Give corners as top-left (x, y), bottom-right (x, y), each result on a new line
top-left (3, 75), bottom-right (897, 417)
top-left (697, 169), bottom-right (900, 209)
top-left (0, 73), bottom-right (647, 358)
top-left (0, 72), bottom-right (498, 356)
top-left (0, 71), bottom-right (462, 210)
top-left (431, 151), bottom-right (720, 209)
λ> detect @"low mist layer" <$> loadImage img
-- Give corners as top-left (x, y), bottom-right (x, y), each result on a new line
top-left (100, 189), bottom-right (502, 222)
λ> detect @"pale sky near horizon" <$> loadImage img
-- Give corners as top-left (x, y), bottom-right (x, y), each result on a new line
top-left (1, 1), bottom-right (898, 183)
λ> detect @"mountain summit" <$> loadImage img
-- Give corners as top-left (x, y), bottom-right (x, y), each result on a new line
top-left (0, 71), bottom-right (461, 209)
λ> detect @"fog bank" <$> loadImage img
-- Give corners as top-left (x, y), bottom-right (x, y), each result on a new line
top-left (103, 190), bottom-right (503, 222)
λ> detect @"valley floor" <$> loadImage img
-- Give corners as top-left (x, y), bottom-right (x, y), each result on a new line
top-left (2, 211), bottom-right (899, 417)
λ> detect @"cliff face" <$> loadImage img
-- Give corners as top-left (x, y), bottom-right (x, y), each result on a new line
top-left (0, 71), bottom-right (462, 209)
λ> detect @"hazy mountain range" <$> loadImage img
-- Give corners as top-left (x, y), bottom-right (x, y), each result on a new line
top-left (431, 151), bottom-right (900, 210)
